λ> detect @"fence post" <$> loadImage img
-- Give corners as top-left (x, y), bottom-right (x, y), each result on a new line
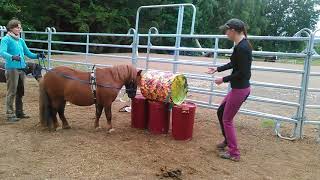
top-left (296, 32), bottom-right (315, 138)
top-left (128, 28), bottom-right (138, 67)
top-left (20, 31), bottom-right (25, 40)
top-left (0, 26), bottom-right (6, 38)
top-left (146, 27), bottom-right (159, 70)
top-left (209, 38), bottom-right (219, 105)
top-left (45, 27), bottom-right (52, 69)
top-left (173, 5), bottom-right (184, 73)
top-left (85, 33), bottom-right (90, 68)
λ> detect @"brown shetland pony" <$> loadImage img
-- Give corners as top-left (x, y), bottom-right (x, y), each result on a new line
top-left (39, 64), bottom-right (142, 131)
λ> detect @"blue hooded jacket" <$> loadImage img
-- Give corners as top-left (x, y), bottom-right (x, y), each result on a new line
top-left (0, 35), bottom-right (38, 69)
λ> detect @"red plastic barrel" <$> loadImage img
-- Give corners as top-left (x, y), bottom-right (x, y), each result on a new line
top-left (172, 102), bottom-right (196, 140)
top-left (147, 101), bottom-right (169, 134)
top-left (131, 95), bottom-right (148, 129)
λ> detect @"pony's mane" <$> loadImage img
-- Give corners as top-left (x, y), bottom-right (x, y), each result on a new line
top-left (110, 64), bottom-right (136, 82)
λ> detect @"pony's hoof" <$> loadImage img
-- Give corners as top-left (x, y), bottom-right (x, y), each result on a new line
top-left (108, 128), bottom-right (115, 133)
top-left (62, 125), bottom-right (71, 129)
top-left (48, 127), bottom-right (56, 132)
top-left (95, 126), bottom-right (102, 130)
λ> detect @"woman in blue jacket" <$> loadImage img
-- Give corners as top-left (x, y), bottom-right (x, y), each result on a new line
top-left (0, 19), bottom-right (45, 122)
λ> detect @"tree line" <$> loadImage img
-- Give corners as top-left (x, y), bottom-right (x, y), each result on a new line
top-left (0, 0), bottom-right (319, 53)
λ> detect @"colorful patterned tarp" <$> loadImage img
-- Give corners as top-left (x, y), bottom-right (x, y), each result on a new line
top-left (140, 71), bottom-right (188, 105)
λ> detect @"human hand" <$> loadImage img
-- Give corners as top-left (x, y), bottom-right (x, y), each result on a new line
top-left (37, 52), bottom-right (46, 59)
top-left (214, 77), bottom-right (224, 85)
top-left (12, 55), bottom-right (21, 61)
top-left (206, 67), bottom-right (217, 74)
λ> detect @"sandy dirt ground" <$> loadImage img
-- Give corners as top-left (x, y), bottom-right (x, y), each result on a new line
top-left (0, 53), bottom-right (319, 179)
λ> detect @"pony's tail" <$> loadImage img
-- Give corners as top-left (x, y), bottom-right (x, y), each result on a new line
top-left (39, 80), bottom-right (52, 129)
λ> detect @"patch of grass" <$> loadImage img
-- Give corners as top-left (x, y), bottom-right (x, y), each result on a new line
top-left (261, 119), bottom-right (275, 128)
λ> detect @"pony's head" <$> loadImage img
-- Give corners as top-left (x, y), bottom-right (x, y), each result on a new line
top-left (125, 67), bottom-right (142, 98)
top-left (125, 79), bottom-right (137, 98)
top-left (112, 64), bottom-right (142, 99)
top-left (26, 62), bottom-right (43, 81)
top-left (126, 65), bottom-right (142, 99)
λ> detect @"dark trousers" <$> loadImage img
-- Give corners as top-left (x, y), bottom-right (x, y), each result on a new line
top-left (5, 69), bottom-right (25, 118)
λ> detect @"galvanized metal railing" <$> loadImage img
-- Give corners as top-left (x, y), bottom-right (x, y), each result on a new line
top-left (0, 3), bottom-right (320, 141)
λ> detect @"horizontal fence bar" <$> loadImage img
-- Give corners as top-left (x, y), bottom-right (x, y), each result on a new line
top-left (88, 43), bottom-right (132, 49)
top-left (51, 40), bottom-right (87, 46)
top-left (139, 34), bottom-right (310, 41)
top-left (23, 31), bottom-right (49, 35)
top-left (24, 39), bottom-right (48, 44)
top-left (88, 33), bottom-right (134, 37)
top-left (50, 52), bottom-right (132, 61)
top-left (188, 87), bottom-right (226, 97)
top-left (29, 48), bottom-right (48, 52)
top-left (29, 48), bottom-right (133, 60)
top-left (142, 56), bottom-right (304, 74)
top-left (310, 72), bottom-right (320, 76)
top-left (183, 74), bottom-right (214, 81)
top-left (50, 32), bottom-right (89, 36)
top-left (250, 65), bottom-right (304, 74)
top-left (250, 81), bottom-right (302, 90)
top-left (138, 3), bottom-right (195, 9)
top-left (303, 120), bottom-right (320, 125)
top-left (50, 50), bottom-right (86, 55)
top-left (305, 105), bottom-right (320, 109)
top-left (86, 53), bottom-right (132, 60)
top-left (50, 41), bottom-right (133, 49)
top-left (248, 95), bottom-right (300, 107)
top-left (52, 32), bottom-right (133, 37)
top-left (138, 45), bottom-right (307, 58)
top-left (50, 59), bottom-right (113, 67)
top-left (186, 99), bottom-right (298, 123)
top-left (308, 88), bottom-right (320, 93)
top-left (184, 74), bottom-right (301, 91)
top-left (147, 58), bottom-right (211, 66)
top-left (188, 87), bottom-right (299, 107)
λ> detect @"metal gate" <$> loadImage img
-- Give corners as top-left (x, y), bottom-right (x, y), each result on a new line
top-left (0, 4), bottom-right (319, 141)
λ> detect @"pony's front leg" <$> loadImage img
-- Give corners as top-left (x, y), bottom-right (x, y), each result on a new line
top-left (94, 105), bottom-right (104, 129)
top-left (104, 106), bottom-right (114, 133)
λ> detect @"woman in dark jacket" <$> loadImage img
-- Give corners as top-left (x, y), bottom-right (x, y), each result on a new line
top-left (207, 18), bottom-right (252, 162)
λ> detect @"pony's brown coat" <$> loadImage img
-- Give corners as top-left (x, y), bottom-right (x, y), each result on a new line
top-left (39, 64), bottom-right (141, 130)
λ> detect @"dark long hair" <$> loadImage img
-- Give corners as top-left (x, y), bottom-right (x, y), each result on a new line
top-left (238, 26), bottom-right (253, 50)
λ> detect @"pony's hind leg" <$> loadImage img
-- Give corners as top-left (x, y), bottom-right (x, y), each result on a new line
top-left (104, 106), bottom-right (113, 132)
top-left (51, 108), bottom-right (59, 130)
top-left (58, 101), bottom-right (71, 129)
top-left (94, 104), bottom-right (104, 129)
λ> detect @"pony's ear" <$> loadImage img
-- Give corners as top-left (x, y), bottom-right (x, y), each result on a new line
top-left (136, 70), bottom-right (143, 86)
top-left (137, 70), bottom-right (143, 77)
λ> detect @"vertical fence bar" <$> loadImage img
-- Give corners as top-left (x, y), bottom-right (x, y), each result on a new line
top-left (146, 34), bottom-right (151, 70)
top-left (0, 26), bottom-right (5, 38)
top-left (46, 27), bottom-right (52, 69)
top-left (294, 30), bottom-right (312, 120)
top-left (190, 5), bottom-right (196, 35)
top-left (146, 27), bottom-right (159, 70)
top-left (127, 28), bottom-right (138, 67)
top-left (209, 38), bottom-right (219, 105)
top-left (296, 33), bottom-right (315, 138)
top-left (20, 31), bottom-right (25, 39)
top-left (85, 33), bottom-right (89, 68)
top-left (173, 5), bottom-right (184, 73)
